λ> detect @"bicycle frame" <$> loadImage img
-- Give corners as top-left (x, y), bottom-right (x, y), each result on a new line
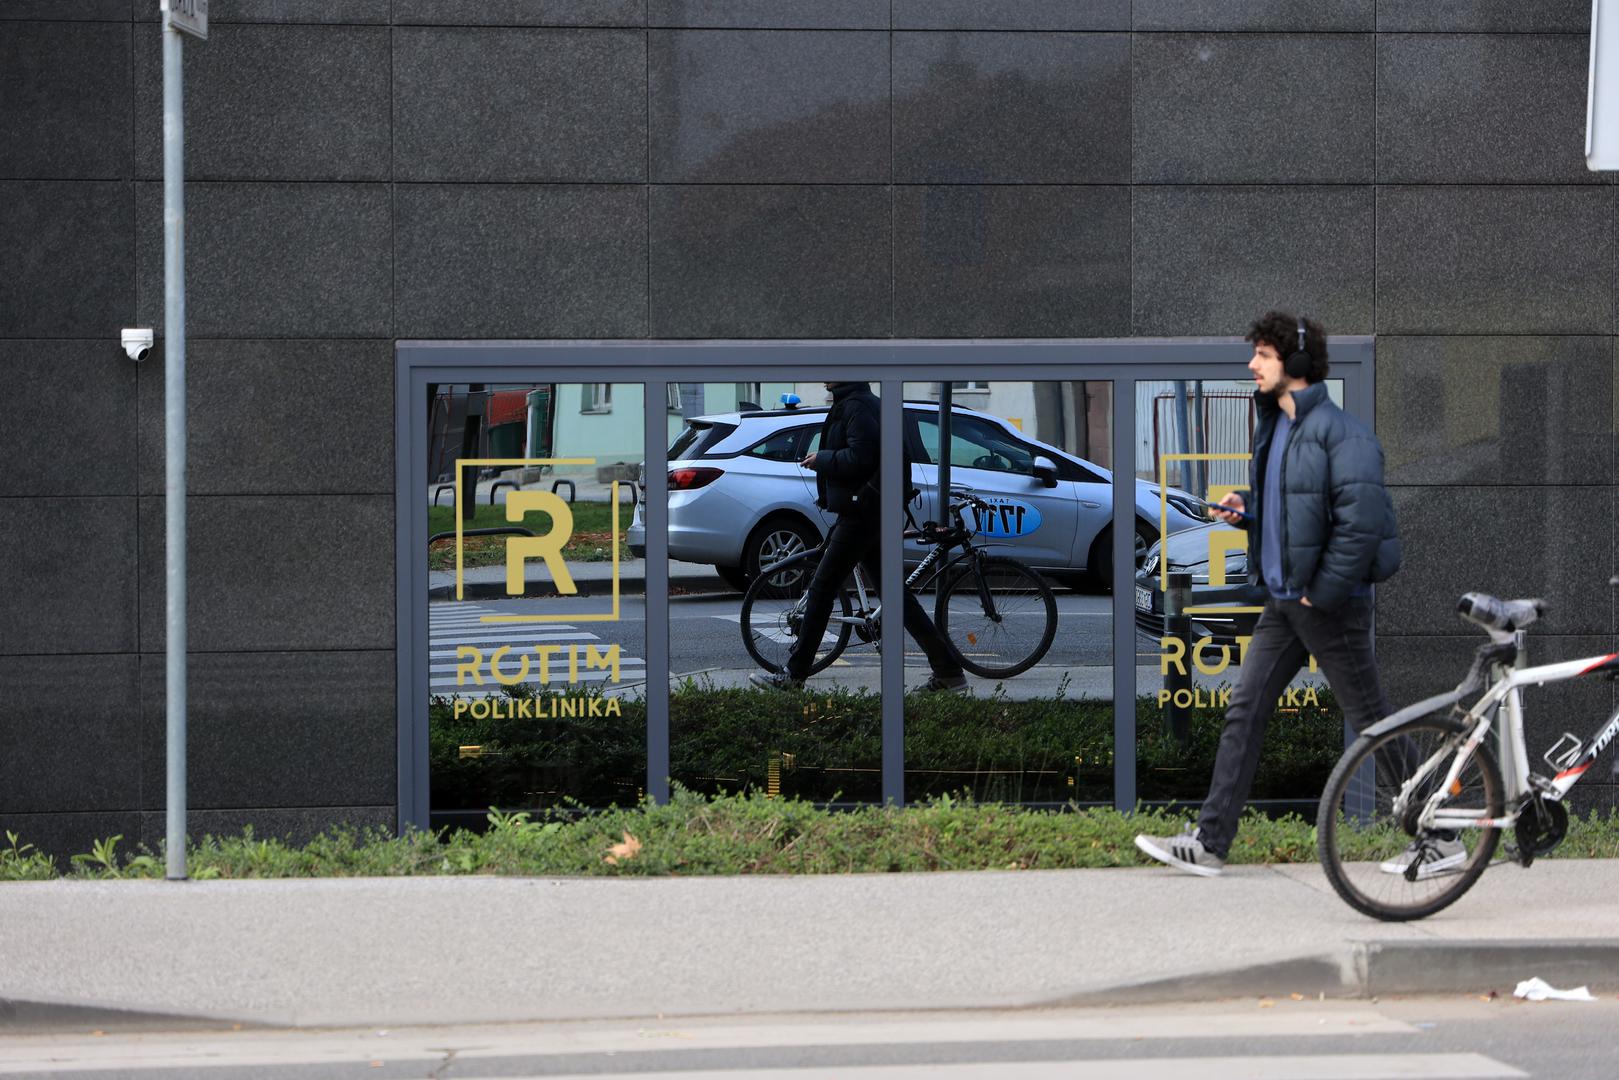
top-left (757, 489), bottom-right (1012, 645)
top-left (843, 540), bottom-right (990, 622)
top-left (1414, 635), bottom-right (1619, 832)
top-left (770, 524), bottom-right (997, 634)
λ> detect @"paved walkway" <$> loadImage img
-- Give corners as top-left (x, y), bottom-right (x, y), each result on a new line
top-left (1, 861), bottom-right (1614, 1029)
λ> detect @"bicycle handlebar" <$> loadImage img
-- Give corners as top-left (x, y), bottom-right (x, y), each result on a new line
top-left (946, 488), bottom-right (992, 514)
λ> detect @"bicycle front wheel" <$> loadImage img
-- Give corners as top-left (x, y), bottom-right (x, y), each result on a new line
top-left (740, 570), bottom-right (853, 677)
top-left (933, 555), bottom-right (1057, 679)
top-left (1317, 714), bottom-right (1503, 922)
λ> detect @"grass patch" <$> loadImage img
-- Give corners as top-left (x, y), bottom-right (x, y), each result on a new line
top-left (9, 793), bottom-right (1619, 881)
top-left (0, 832), bottom-right (55, 882)
top-left (428, 500), bottom-right (630, 570)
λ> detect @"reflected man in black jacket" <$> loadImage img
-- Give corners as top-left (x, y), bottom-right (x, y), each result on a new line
top-left (750, 382), bottom-right (967, 693)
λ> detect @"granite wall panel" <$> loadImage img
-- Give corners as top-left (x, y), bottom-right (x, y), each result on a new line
top-left (1, 21), bottom-right (131, 180)
top-left (133, 23), bottom-right (391, 181)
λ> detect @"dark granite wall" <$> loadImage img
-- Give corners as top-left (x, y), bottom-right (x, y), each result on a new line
top-left (2, 0), bottom-right (1612, 856)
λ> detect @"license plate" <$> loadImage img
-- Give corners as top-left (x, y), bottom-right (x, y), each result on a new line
top-left (1134, 586), bottom-right (1154, 613)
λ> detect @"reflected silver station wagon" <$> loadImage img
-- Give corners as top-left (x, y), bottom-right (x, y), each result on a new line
top-left (627, 402), bottom-right (1206, 592)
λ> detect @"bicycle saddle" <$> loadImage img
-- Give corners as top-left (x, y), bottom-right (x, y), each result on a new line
top-left (1457, 592), bottom-right (1546, 633)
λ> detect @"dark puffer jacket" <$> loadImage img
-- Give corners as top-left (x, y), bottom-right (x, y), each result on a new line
top-left (1238, 382), bottom-right (1401, 612)
top-left (812, 382), bottom-right (881, 515)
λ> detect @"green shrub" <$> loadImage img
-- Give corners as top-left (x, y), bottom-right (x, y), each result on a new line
top-left (429, 684), bottom-right (1345, 812)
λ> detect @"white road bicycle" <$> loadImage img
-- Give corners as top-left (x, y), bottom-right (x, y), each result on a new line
top-left (1317, 586), bottom-right (1619, 921)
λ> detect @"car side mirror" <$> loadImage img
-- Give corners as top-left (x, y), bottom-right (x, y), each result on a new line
top-left (1031, 456), bottom-right (1058, 488)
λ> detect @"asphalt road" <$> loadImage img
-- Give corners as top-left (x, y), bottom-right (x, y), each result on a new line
top-left (430, 591), bottom-right (1320, 701)
top-left (5, 997), bottom-right (1613, 1079)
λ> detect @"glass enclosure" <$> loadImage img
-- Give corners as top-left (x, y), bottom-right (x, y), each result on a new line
top-left (398, 343), bottom-right (1374, 828)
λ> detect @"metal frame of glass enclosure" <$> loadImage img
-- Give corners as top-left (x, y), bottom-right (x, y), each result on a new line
top-left (395, 338), bottom-right (1375, 832)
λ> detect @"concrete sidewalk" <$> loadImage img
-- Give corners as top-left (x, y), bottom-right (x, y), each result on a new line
top-left (2, 861), bottom-right (1615, 1029)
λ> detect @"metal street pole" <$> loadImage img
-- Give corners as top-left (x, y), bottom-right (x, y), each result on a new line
top-left (162, 5), bottom-right (193, 881)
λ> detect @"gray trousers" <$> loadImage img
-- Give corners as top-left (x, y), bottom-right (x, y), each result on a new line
top-left (1196, 594), bottom-right (1391, 859)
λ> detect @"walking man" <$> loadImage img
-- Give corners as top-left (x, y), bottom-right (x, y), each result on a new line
top-left (1135, 312), bottom-right (1421, 876)
top-left (750, 382), bottom-right (967, 693)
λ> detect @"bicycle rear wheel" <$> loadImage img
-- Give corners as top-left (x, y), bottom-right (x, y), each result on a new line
top-left (740, 568), bottom-right (853, 677)
top-left (933, 555), bottom-right (1057, 679)
top-left (1317, 714), bottom-right (1503, 922)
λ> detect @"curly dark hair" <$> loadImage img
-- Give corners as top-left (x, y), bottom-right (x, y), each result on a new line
top-left (1247, 311), bottom-right (1329, 383)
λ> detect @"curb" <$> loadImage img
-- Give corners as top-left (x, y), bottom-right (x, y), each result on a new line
top-left (1045, 940), bottom-right (1619, 1007)
top-left (1359, 940), bottom-right (1619, 997)
top-left (0, 997), bottom-right (265, 1035)
top-left (8, 941), bottom-right (1614, 1033)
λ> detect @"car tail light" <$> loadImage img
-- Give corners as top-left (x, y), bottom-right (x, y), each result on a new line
top-left (669, 467), bottom-right (724, 490)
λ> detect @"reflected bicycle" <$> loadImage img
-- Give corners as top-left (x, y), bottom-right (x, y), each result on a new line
top-left (739, 488), bottom-right (1058, 680)
top-left (1317, 586), bottom-right (1619, 921)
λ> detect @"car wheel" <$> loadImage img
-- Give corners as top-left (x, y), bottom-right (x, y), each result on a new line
top-left (1087, 520), bottom-right (1157, 591)
top-left (743, 515), bottom-right (820, 590)
top-left (715, 565), bottom-right (750, 592)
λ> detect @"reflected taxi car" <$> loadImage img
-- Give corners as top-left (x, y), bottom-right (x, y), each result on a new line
top-left (627, 401), bottom-right (1205, 591)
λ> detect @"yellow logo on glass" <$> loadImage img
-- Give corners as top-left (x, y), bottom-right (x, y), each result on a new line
top-left (454, 458), bottom-right (620, 624)
top-left (1159, 453), bottom-right (1261, 616)
top-left (503, 490), bottom-right (577, 595)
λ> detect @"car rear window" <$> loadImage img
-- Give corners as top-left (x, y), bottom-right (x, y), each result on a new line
top-left (668, 421), bottom-right (738, 460)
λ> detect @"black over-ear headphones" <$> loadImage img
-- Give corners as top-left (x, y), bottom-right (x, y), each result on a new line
top-left (1284, 317), bottom-right (1312, 380)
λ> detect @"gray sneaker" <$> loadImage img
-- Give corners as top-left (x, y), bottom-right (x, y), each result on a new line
top-left (749, 670), bottom-right (804, 691)
top-left (1379, 836), bottom-right (1466, 879)
top-left (1134, 826), bottom-right (1225, 877)
top-left (912, 672), bottom-right (969, 694)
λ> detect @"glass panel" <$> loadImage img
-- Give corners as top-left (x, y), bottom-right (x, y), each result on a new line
top-left (1132, 378), bottom-right (1347, 815)
top-left (426, 383), bottom-right (646, 830)
top-left (659, 380), bottom-right (883, 805)
top-left (903, 381), bottom-right (1115, 807)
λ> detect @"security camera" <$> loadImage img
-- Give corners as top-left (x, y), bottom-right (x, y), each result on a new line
top-left (121, 328), bottom-right (153, 362)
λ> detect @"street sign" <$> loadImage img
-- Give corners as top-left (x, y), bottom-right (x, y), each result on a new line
top-left (162, 0), bottom-right (208, 40)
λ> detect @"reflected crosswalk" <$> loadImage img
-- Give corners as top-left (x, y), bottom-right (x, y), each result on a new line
top-left (429, 603), bottom-right (646, 698)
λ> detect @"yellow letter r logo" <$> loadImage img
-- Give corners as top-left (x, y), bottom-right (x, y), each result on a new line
top-left (505, 491), bottom-right (576, 595)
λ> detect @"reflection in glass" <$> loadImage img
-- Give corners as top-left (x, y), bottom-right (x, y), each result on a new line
top-left (426, 383), bottom-right (646, 829)
top-left (902, 382), bottom-right (1117, 807)
top-left (659, 381), bottom-right (884, 804)
top-left (1133, 379), bottom-right (1347, 813)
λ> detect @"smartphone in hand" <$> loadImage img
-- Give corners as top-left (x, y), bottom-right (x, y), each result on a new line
top-left (1195, 497), bottom-right (1251, 522)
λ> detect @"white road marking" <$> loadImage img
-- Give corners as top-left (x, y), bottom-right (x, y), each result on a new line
top-left (504, 1057), bottom-right (1524, 1080)
top-left (0, 1007), bottom-right (1430, 1074)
